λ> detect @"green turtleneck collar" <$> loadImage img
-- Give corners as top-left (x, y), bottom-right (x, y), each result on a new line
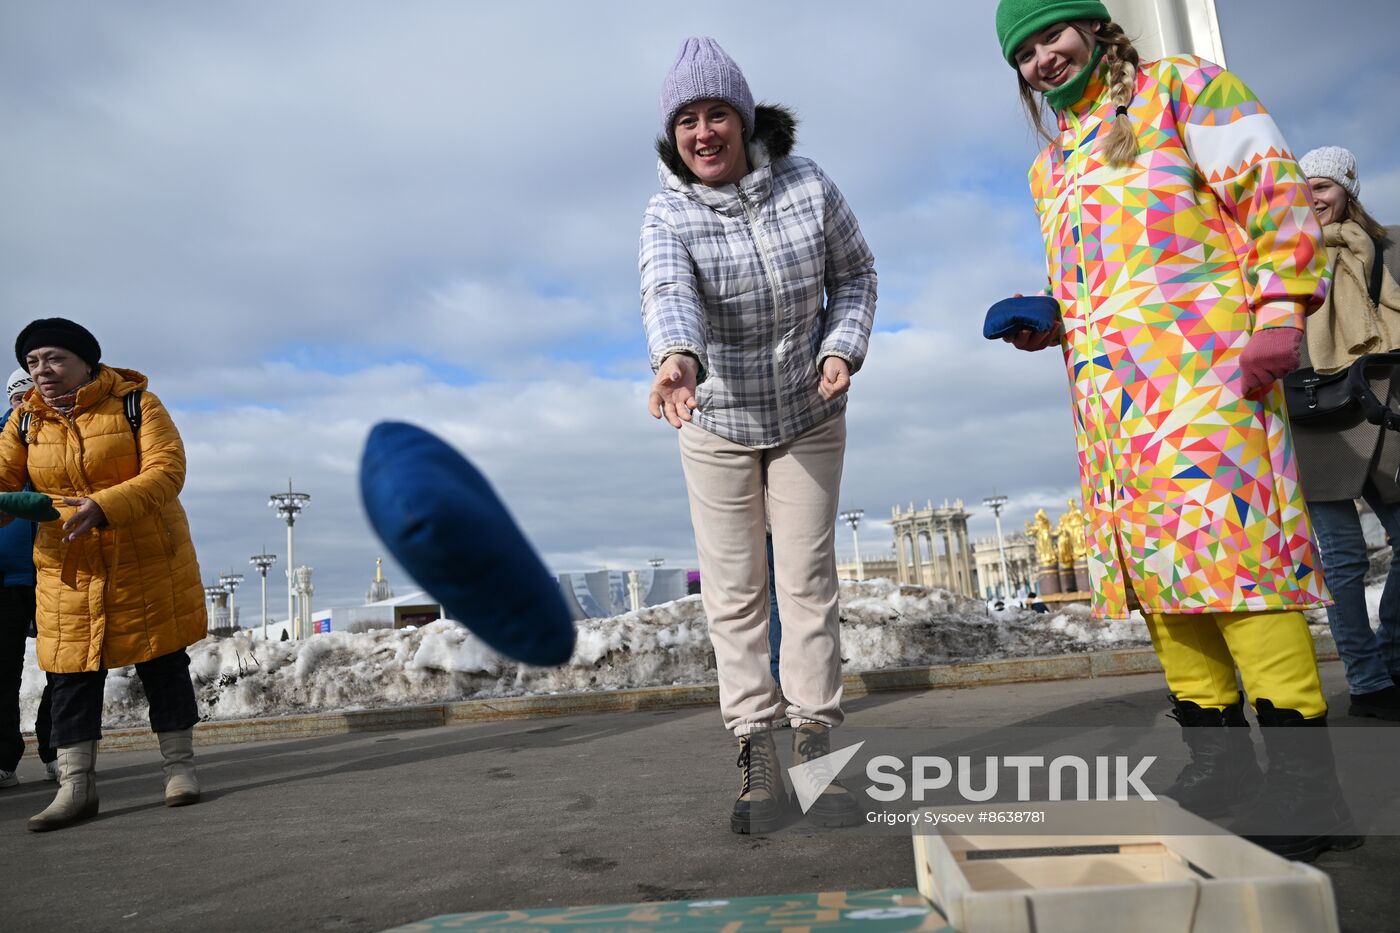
top-left (1043, 43), bottom-right (1104, 112)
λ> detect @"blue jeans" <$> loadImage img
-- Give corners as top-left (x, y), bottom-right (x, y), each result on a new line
top-left (766, 535), bottom-right (782, 685)
top-left (1308, 488), bottom-right (1400, 694)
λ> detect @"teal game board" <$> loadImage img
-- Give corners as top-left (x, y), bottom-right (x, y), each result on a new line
top-left (379, 888), bottom-right (951, 932)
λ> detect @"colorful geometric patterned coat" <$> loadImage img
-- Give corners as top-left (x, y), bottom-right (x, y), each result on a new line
top-left (1028, 56), bottom-right (1331, 619)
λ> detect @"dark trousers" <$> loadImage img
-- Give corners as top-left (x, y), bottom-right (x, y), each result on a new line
top-left (2, 585), bottom-right (53, 770)
top-left (48, 648), bottom-right (199, 748)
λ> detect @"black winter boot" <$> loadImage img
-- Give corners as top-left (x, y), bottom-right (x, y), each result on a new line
top-left (731, 730), bottom-right (790, 835)
top-left (1348, 684), bottom-right (1400, 721)
top-left (1234, 699), bottom-right (1364, 861)
top-left (1162, 696), bottom-right (1262, 818)
top-left (791, 723), bottom-right (863, 827)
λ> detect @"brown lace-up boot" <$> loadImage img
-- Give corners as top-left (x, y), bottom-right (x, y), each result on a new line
top-left (731, 729), bottom-right (790, 834)
top-left (792, 723), bottom-right (862, 827)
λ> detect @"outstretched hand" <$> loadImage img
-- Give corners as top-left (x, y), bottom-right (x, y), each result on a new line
top-left (1006, 324), bottom-right (1063, 351)
top-left (818, 356), bottom-right (851, 401)
top-left (648, 353), bottom-right (699, 428)
top-left (62, 497), bottom-right (107, 542)
top-left (1001, 292), bottom-right (1062, 352)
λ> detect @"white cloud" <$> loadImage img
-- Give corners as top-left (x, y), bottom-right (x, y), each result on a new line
top-left (3, 1), bottom-right (1398, 607)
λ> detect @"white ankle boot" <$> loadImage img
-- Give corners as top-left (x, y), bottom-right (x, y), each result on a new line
top-left (28, 741), bottom-right (99, 832)
top-left (158, 729), bottom-right (200, 807)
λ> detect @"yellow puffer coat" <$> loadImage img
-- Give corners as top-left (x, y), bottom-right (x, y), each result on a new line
top-left (0, 366), bottom-right (207, 672)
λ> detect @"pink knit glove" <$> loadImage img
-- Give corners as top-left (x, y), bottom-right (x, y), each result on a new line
top-left (1239, 327), bottom-right (1303, 399)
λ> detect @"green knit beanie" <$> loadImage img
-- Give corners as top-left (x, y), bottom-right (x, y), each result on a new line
top-left (996, 0), bottom-right (1111, 65)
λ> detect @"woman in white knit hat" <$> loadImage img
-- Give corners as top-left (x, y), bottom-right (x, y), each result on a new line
top-left (639, 36), bottom-right (876, 833)
top-left (1292, 145), bottom-right (1400, 722)
top-left (2, 368), bottom-right (58, 789)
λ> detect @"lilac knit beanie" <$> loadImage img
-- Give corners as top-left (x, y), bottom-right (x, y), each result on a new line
top-left (659, 37), bottom-right (756, 141)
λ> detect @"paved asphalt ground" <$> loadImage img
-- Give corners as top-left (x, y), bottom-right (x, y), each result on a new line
top-left (4, 659), bottom-right (1396, 933)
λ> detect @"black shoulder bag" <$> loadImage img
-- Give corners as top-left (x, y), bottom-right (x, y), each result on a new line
top-left (1283, 236), bottom-right (1387, 423)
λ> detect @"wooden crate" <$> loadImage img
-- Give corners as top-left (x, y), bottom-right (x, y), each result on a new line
top-left (912, 801), bottom-right (1339, 933)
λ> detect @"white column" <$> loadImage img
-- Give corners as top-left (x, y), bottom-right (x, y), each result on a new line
top-left (287, 522), bottom-right (296, 639)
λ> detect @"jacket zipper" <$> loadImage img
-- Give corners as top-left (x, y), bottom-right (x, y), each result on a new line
top-left (54, 407), bottom-right (108, 669)
top-left (738, 187), bottom-right (788, 440)
top-left (1065, 109), bottom-right (1123, 543)
top-left (57, 409), bottom-right (95, 496)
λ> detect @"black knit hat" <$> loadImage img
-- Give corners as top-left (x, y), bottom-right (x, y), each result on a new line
top-left (15, 318), bottom-right (102, 371)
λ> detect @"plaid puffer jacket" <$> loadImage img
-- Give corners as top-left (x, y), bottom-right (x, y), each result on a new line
top-left (639, 106), bottom-right (877, 448)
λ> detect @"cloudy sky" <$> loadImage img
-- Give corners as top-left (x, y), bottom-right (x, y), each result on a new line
top-left (5, 1), bottom-right (1399, 611)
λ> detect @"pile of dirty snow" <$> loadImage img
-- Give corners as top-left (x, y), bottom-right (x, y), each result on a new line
top-left (18, 579), bottom-right (1149, 728)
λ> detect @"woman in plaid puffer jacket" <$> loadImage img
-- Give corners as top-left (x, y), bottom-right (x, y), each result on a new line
top-left (639, 37), bottom-right (876, 835)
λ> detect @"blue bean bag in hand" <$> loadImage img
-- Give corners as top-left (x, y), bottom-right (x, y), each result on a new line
top-left (359, 421), bottom-right (576, 666)
top-left (983, 295), bottom-right (1060, 340)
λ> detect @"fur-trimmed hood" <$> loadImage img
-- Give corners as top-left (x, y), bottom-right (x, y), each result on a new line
top-left (655, 104), bottom-right (797, 186)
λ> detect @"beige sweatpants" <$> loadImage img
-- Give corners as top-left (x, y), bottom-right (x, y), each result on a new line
top-left (678, 411), bottom-right (846, 736)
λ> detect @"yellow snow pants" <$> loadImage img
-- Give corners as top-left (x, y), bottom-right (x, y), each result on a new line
top-left (1144, 610), bottom-right (1327, 719)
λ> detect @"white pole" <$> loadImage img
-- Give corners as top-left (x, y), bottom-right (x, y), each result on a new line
top-left (852, 525), bottom-right (864, 582)
top-left (992, 510), bottom-right (1011, 599)
top-left (838, 509), bottom-right (865, 583)
top-left (287, 520), bottom-right (296, 639)
top-left (260, 570), bottom-right (268, 641)
top-left (984, 495), bottom-right (1012, 600)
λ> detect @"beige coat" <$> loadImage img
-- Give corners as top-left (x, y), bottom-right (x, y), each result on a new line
top-left (1305, 221), bottom-right (1400, 374)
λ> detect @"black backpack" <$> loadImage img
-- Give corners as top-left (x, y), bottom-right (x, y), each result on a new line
top-left (17, 390), bottom-right (143, 456)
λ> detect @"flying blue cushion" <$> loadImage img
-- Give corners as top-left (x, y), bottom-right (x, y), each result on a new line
top-left (0, 491), bottom-right (59, 522)
top-left (983, 295), bottom-right (1061, 340)
top-left (359, 421), bottom-right (576, 666)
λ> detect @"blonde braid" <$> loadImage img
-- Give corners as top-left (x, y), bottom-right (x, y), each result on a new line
top-left (1096, 22), bottom-right (1140, 167)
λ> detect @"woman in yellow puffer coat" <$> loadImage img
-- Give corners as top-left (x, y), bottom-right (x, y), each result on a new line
top-left (0, 318), bottom-right (207, 832)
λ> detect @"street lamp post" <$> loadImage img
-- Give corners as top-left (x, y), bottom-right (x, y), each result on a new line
top-left (249, 551), bottom-right (277, 640)
top-left (983, 495), bottom-right (1012, 599)
top-left (269, 480), bottom-right (311, 638)
top-left (839, 508), bottom-right (865, 581)
top-left (218, 571), bottom-right (244, 633)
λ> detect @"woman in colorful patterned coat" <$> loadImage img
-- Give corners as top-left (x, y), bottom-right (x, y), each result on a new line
top-left (994, 0), bottom-right (1356, 860)
top-left (0, 318), bottom-right (207, 831)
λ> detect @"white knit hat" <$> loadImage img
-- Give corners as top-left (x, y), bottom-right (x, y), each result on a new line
top-left (7, 367), bottom-right (33, 400)
top-left (1299, 146), bottom-right (1360, 200)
